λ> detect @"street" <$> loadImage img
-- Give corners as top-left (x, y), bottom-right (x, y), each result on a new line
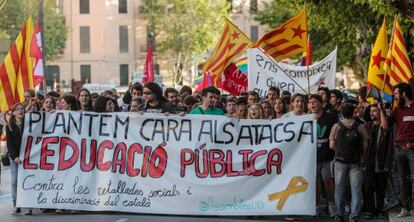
top-left (0, 166), bottom-right (388, 222)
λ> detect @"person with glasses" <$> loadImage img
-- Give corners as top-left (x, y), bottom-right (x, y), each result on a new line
top-left (138, 82), bottom-right (175, 114)
top-left (6, 103), bottom-right (31, 215)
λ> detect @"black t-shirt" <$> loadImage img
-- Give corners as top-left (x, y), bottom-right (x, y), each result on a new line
top-left (317, 112), bottom-right (338, 162)
top-left (138, 101), bottom-right (175, 113)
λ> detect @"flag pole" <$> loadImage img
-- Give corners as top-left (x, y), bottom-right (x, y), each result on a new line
top-left (38, 0), bottom-right (47, 94)
top-left (304, 4), bottom-right (311, 96)
top-left (382, 16), bottom-right (396, 93)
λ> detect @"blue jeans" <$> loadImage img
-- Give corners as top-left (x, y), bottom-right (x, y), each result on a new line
top-left (334, 161), bottom-right (363, 218)
top-left (9, 157), bottom-right (18, 207)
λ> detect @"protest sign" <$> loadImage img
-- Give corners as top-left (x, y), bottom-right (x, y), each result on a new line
top-left (130, 72), bottom-right (163, 86)
top-left (17, 111), bottom-right (316, 215)
top-left (222, 63), bottom-right (247, 96)
top-left (248, 48), bottom-right (337, 97)
top-left (82, 83), bottom-right (117, 94)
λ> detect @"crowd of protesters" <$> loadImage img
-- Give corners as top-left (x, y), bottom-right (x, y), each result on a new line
top-left (1, 80), bottom-right (414, 222)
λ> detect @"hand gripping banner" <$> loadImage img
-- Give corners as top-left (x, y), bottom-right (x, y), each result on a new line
top-left (17, 111), bottom-right (316, 215)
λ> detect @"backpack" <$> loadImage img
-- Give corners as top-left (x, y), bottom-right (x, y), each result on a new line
top-left (335, 121), bottom-right (362, 164)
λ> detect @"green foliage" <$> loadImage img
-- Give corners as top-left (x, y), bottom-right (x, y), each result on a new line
top-left (254, 0), bottom-right (414, 82)
top-left (0, 0), bottom-right (67, 61)
top-left (142, 0), bottom-right (230, 84)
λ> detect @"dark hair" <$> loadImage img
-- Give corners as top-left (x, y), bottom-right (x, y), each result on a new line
top-left (201, 86), bottom-right (220, 97)
top-left (62, 95), bottom-right (79, 111)
top-left (42, 96), bottom-right (56, 111)
top-left (226, 97), bottom-right (236, 104)
top-left (236, 96), bottom-right (248, 106)
top-left (358, 85), bottom-right (367, 98)
top-left (24, 89), bottom-right (35, 97)
top-left (103, 90), bottom-right (114, 97)
top-left (131, 82), bottom-right (143, 92)
top-left (9, 103), bottom-right (25, 127)
top-left (164, 87), bottom-right (178, 97)
top-left (268, 87), bottom-right (280, 96)
top-left (318, 87), bottom-right (331, 99)
top-left (46, 91), bottom-right (60, 98)
top-left (395, 82), bottom-right (414, 100)
top-left (76, 88), bottom-right (93, 111)
top-left (308, 94), bottom-right (322, 103)
top-left (180, 85), bottom-right (193, 96)
top-left (94, 96), bottom-right (112, 113)
top-left (340, 102), bottom-right (355, 118)
top-left (247, 90), bottom-right (259, 98)
top-left (330, 89), bottom-right (343, 102)
top-left (183, 95), bottom-right (199, 106)
top-left (144, 82), bottom-right (167, 103)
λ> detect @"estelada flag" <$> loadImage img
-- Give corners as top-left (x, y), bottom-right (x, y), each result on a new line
top-left (202, 17), bottom-right (252, 85)
top-left (383, 18), bottom-right (413, 88)
top-left (255, 9), bottom-right (307, 61)
top-left (367, 17), bottom-right (392, 96)
top-left (0, 17), bottom-right (35, 112)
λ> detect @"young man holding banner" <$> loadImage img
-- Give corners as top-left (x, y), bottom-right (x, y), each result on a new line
top-left (189, 86), bottom-right (224, 116)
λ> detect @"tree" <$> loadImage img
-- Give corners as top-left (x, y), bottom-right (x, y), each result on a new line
top-left (0, 0), bottom-right (67, 61)
top-left (141, 0), bottom-right (230, 86)
top-left (253, 0), bottom-right (414, 82)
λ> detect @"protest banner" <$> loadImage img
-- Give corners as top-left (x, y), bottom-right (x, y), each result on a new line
top-left (130, 72), bottom-right (163, 86)
top-left (17, 111), bottom-right (316, 215)
top-left (222, 63), bottom-right (247, 96)
top-left (248, 48), bottom-right (337, 98)
top-left (82, 83), bottom-right (117, 94)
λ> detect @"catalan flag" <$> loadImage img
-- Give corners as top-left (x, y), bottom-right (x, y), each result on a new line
top-left (255, 9), bottom-right (308, 61)
top-left (383, 18), bottom-right (413, 90)
top-left (0, 18), bottom-right (35, 112)
top-left (202, 17), bottom-right (252, 85)
top-left (367, 18), bottom-right (393, 96)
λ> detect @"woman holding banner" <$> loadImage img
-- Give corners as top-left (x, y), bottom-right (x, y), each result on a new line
top-left (77, 88), bottom-right (94, 111)
top-left (6, 103), bottom-right (31, 215)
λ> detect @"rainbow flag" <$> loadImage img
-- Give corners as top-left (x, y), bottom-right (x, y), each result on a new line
top-left (235, 57), bottom-right (247, 73)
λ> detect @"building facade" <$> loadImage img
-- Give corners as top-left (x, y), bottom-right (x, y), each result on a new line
top-left (48, 0), bottom-right (267, 92)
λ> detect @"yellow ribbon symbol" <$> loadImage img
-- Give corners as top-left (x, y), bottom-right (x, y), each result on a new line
top-left (268, 176), bottom-right (309, 211)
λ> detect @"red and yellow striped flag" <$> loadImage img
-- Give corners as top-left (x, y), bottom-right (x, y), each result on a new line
top-left (203, 17), bottom-right (252, 84)
top-left (255, 9), bottom-right (307, 61)
top-left (367, 18), bottom-right (393, 95)
top-left (383, 18), bottom-right (413, 90)
top-left (0, 18), bottom-right (35, 112)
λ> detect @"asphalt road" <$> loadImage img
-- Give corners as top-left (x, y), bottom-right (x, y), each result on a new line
top-left (0, 166), bottom-right (388, 222)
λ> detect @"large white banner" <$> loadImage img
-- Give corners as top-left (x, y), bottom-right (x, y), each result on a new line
top-left (248, 48), bottom-right (337, 97)
top-left (17, 111), bottom-right (316, 215)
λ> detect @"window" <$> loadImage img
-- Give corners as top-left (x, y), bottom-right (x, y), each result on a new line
top-left (119, 26), bottom-right (129, 53)
top-left (250, 25), bottom-right (259, 41)
top-left (120, 64), bottom-right (129, 86)
top-left (80, 0), bottom-right (89, 14)
top-left (80, 26), bottom-right (90, 53)
top-left (250, 0), bottom-right (257, 13)
top-left (119, 0), bottom-right (127, 13)
top-left (45, 65), bottom-right (60, 89)
top-left (80, 65), bottom-right (91, 83)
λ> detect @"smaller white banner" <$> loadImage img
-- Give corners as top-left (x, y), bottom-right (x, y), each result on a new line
top-left (248, 48), bottom-right (337, 97)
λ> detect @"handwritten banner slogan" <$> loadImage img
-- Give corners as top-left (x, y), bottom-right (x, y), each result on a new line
top-left (248, 48), bottom-right (337, 97)
top-left (17, 111), bottom-right (316, 215)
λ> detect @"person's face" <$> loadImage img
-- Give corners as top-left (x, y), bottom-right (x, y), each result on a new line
top-left (248, 95), bottom-right (258, 105)
top-left (56, 99), bottom-right (62, 110)
top-left (130, 101), bottom-right (139, 112)
top-left (106, 100), bottom-right (115, 112)
top-left (132, 88), bottom-right (142, 97)
top-left (292, 96), bottom-right (305, 113)
top-left (79, 90), bottom-right (90, 105)
top-left (24, 91), bottom-right (32, 103)
top-left (203, 92), bottom-right (218, 108)
top-left (13, 105), bottom-right (25, 120)
top-left (274, 99), bottom-right (284, 113)
top-left (260, 102), bottom-right (271, 117)
top-left (370, 106), bottom-right (380, 121)
top-left (394, 88), bottom-right (402, 101)
top-left (267, 90), bottom-right (279, 102)
top-left (43, 98), bottom-right (54, 112)
top-left (226, 101), bottom-right (237, 115)
top-left (330, 93), bottom-right (340, 106)
top-left (142, 87), bottom-right (155, 103)
top-left (60, 99), bottom-right (71, 110)
top-left (236, 105), bottom-right (248, 118)
top-left (249, 105), bottom-right (261, 119)
top-left (318, 90), bottom-right (328, 102)
top-left (167, 92), bottom-right (179, 106)
top-left (308, 98), bottom-right (322, 114)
